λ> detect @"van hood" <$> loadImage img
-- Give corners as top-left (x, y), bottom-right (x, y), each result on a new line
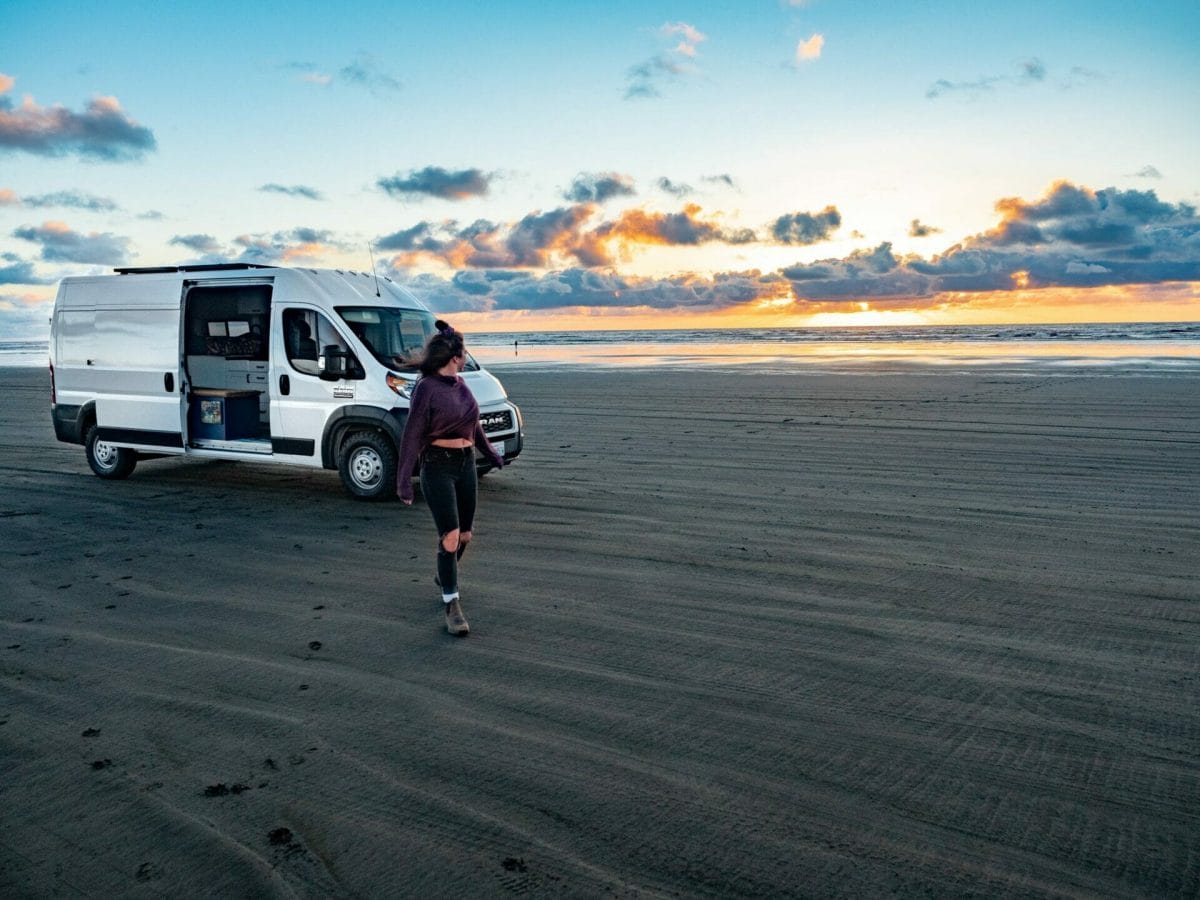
top-left (462, 369), bottom-right (508, 407)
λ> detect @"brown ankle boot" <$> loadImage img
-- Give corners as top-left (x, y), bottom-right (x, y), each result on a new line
top-left (445, 598), bottom-right (470, 636)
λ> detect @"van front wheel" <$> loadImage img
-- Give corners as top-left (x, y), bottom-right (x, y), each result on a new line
top-left (338, 430), bottom-right (397, 501)
top-left (85, 424), bottom-right (137, 479)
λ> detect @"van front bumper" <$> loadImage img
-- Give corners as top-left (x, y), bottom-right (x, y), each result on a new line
top-left (479, 401), bottom-right (523, 465)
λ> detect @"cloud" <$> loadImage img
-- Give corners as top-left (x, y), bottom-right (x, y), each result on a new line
top-left (0, 290), bottom-right (54, 339)
top-left (770, 206), bottom-right (842, 245)
top-left (1062, 66), bottom-right (1102, 89)
top-left (381, 202), bottom-right (759, 270)
top-left (370, 180), bottom-right (1200, 317)
top-left (1065, 261), bottom-right (1111, 274)
top-left (702, 174), bottom-right (738, 190)
top-left (389, 266), bottom-right (789, 314)
top-left (0, 187), bottom-right (122, 212)
top-left (503, 207), bottom-right (605, 267)
top-left (983, 180), bottom-right (1190, 249)
top-left (624, 55), bottom-right (687, 100)
top-left (284, 62), bottom-right (334, 85)
top-left (260, 183), bottom-right (325, 201)
top-left (0, 289), bottom-right (49, 307)
top-left (595, 204), bottom-right (756, 254)
top-left (656, 177), bottom-right (693, 197)
top-left (170, 233), bottom-right (223, 255)
top-left (1131, 165), bottom-right (1163, 179)
top-left (925, 75), bottom-right (1003, 100)
top-left (926, 57), bottom-right (1051, 100)
top-left (563, 172), bottom-right (636, 203)
top-left (285, 56), bottom-right (401, 93)
top-left (1018, 58), bottom-right (1046, 83)
top-left (780, 181), bottom-right (1200, 301)
top-left (377, 166), bottom-right (493, 201)
top-left (625, 21), bottom-right (705, 99)
top-left (232, 228), bottom-right (347, 264)
top-left (662, 22), bottom-right (707, 58)
top-left (12, 221), bottom-right (131, 264)
top-left (0, 252), bottom-right (53, 284)
top-left (167, 228), bottom-right (351, 265)
top-left (21, 190), bottom-right (118, 212)
top-left (384, 180), bottom-right (1200, 314)
top-left (795, 33), bottom-right (824, 63)
top-left (338, 54), bottom-right (403, 94)
top-left (382, 205), bottom-right (600, 269)
top-left (380, 180), bottom-right (1199, 314)
top-left (0, 75), bottom-right (156, 161)
top-left (908, 218), bottom-right (942, 238)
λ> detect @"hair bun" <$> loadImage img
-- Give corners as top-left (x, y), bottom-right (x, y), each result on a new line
top-left (435, 319), bottom-right (451, 332)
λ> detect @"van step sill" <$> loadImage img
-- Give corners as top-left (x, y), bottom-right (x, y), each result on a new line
top-left (191, 438), bottom-right (273, 454)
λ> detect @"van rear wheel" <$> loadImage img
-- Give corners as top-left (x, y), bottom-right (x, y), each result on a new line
top-left (338, 430), bottom-right (397, 501)
top-left (85, 424), bottom-right (137, 479)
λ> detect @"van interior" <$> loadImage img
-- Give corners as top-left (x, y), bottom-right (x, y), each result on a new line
top-left (183, 284), bottom-right (273, 448)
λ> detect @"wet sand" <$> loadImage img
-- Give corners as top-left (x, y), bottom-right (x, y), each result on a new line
top-left (1, 365), bottom-right (1197, 897)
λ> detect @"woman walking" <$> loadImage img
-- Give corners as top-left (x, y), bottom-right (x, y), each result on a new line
top-left (396, 321), bottom-right (505, 635)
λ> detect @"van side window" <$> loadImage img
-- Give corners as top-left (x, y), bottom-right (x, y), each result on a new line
top-left (284, 310), bottom-right (319, 374)
top-left (284, 309), bottom-right (360, 378)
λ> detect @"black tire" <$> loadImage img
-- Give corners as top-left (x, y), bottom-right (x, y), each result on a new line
top-left (85, 424), bottom-right (137, 479)
top-left (338, 430), bottom-right (397, 501)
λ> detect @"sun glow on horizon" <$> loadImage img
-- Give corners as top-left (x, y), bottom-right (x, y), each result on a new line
top-left (444, 282), bottom-right (1200, 333)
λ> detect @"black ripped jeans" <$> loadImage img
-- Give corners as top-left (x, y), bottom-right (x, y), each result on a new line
top-left (420, 446), bottom-right (477, 597)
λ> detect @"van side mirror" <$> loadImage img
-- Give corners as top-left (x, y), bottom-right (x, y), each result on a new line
top-left (319, 345), bottom-right (349, 380)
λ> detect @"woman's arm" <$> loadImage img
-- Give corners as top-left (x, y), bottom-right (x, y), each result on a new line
top-left (395, 380), bottom-right (431, 503)
top-left (473, 420), bottom-right (505, 470)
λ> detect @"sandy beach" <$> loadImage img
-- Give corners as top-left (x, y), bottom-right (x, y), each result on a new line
top-left (1, 363), bottom-right (1197, 897)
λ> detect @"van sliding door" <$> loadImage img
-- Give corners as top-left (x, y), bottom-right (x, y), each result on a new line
top-left (93, 304), bottom-right (185, 450)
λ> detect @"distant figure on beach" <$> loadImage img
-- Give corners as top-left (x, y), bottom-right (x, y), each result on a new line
top-left (514, 339), bottom-right (519, 356)
top-left (396, 321), bottom-right (505, 636)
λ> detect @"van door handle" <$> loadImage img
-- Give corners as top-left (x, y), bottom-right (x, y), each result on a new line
top-left (280, 374), bottom-right (290, 396)
top-left (164, 372), bottom-right (174, 392)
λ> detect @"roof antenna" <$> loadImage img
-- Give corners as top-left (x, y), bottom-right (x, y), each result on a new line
top-left (367, 243), bottom-right (381, 297)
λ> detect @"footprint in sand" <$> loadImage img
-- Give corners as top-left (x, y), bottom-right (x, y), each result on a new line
top-left (269, 827), bottom-right (307, 857)
top-left (203, 782), bottom-right (250, 797)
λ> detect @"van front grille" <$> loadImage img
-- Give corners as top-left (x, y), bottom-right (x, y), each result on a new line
top-left (480, 410), bottom-right (513, 434)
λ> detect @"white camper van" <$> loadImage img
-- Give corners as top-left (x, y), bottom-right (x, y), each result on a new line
top-left (48, 264), bottom-right (523, 500)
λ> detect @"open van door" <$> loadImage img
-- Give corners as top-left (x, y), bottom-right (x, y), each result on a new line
top-left (180, 279), bottom-right (274, 450)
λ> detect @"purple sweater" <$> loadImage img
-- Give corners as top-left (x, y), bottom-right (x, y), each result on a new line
top-left (395, 374), bottom-right (504, 502)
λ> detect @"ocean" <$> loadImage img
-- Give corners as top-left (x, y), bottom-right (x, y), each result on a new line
top-left (8, 322), bottom-right (1200, 373)
top-left (470, 322), bottom-right (1200, 373)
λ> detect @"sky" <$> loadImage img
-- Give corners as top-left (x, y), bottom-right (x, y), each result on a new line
top-left (2, 0), bottom-right (1199, 338)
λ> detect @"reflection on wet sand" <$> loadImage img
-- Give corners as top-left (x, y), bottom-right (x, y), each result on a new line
top-left (475, 338), bottom-right (1200, 373)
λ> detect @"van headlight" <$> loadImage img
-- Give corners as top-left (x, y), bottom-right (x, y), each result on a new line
top-left (386, 373), bottom-right (416, 398)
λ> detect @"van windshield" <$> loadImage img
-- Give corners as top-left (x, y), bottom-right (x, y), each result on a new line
top-left (336, 306), bottom-right (480, 372)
